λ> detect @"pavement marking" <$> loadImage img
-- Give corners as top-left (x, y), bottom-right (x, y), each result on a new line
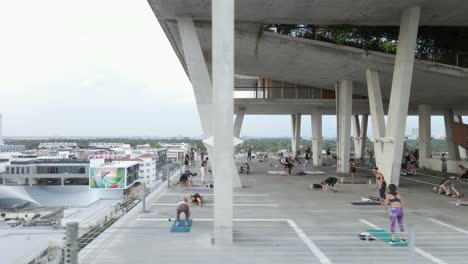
top-left (161, 193), bottom-right (269, 197)
top-left (287, 219), bottom-right (332, 264)
top-left (135, 218), bottom-right (331, 263)
top-left (359, 219), bottom-right (448, 264)
top-left (400, 176), bottom-right (438, 187)
top-left (359, 219), bottom-right (379, 229)
top-left (152, 203), bottom-right (280, 207)
top-left (267, 171), bottom-right (325, 175)
top-left (429, 218), bottom-right (468, 235)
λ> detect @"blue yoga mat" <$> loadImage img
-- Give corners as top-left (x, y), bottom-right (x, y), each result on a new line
top-left (366, 229), bottom-right (407, 247)
top-left (170, 219), bottom-right (192, 233)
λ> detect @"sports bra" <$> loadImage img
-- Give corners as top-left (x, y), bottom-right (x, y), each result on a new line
top-left (389, 194), bottom-right (401, 203)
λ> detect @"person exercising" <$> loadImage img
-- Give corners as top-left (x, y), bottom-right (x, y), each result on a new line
top-left (175, 196), bottom-right (191, 226)
top-left (190, 192), bottom-right (203, 206)
top-left (384, 184), bottom-right (407, 244)
top-left (372, 167), bottom-right (387, 204)
top-left (321, 177), bottom-right (338, 192)
top-left (172, 171), bottom-right (197, 190)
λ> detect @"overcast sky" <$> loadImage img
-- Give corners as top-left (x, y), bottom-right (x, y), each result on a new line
top-left (0, 0), bottom-right (458, 138)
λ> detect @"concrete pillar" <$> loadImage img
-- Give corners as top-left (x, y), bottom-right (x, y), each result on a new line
top-left (444, 109), bottom-right (461, 161)
top-left (380, 6), bottom-right (420, 186)
top-left (291, 114), bottom-right (297, 154)
top-left (336, 80), bottom-right (353, 173)
top-left (177, 17), bottom-right (241, 189)
top-left (366, 69), bottom-right (386, 169)
top-left (233, 108), bottom-right (246, 138)
top-left (418, 104), bottom-right (431, 158)
top-left (311, 112), bottom-right (322, 166)
top-left (454, 116), bottom-right (468, 160)
top-left (61, 177), bottom-right (65, 186)
top-left (212, 0), bottom-right (234, 244)
top-left (352, 115), bottom-right (368, 159)
top-left (294, 114), bottom-right (302, 155)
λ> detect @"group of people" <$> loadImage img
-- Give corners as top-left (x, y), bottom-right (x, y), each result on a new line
top-left (174, 193), bottom-right (204, 226)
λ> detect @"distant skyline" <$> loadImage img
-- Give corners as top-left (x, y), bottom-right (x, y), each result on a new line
top-left (0, 1), bottom-right (464, 139)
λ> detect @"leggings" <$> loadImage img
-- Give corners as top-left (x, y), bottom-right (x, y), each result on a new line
top-left (390, 207), bottom-right (404, 234)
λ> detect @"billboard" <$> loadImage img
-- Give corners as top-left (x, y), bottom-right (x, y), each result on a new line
top-left (89, 167), bottom-right (126, 189)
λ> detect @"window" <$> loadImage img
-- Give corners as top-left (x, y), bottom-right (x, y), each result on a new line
top-left (26, 167), bottom-right (30, 174)
top-left (21, 167), bottom-right (25, 174)
top-left (16, 167), bottom-right (20, 174)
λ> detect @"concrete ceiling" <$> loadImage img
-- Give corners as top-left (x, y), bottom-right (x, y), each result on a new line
top-left (161, 21), bottom-right (468, 114)
top-left (149, 0), bottom-right (468, 26)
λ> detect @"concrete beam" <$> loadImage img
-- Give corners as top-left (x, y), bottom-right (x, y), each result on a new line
top-left (352, 114), bottom-right (368, 159)
top-left (336, 80), bottom-right (353, 173)
top-left (291, 114), bottom-right (297, 154)
top-left (311, 112), bottom-right (322, 166)
top-left (380, 6), bottom-right (421, 186)
top-left (444, 109), bottom-right (461, 161)
top-left (294, 114), bottom-right (302, 155)
top-left (454, 116), bottom-right (468, 160)
top-left (212, 0), bottom-right (234, 244)
top-left (233, 108), bottom-right (246, 138)
top-left (418, 104), bottom-right (432, 159)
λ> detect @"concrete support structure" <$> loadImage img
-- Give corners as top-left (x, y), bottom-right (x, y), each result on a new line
top-left (177, 17), bottom-right (241, 189)
top-left (212, 0), bottom-right (234, 244)
top-left (311, 112), bottom-right (322, 166)
top-left (454, 116), bottom-right (468, 160)
top-left (352, 114), bottom-right (368, 159)
top-left (291, 115), bottom-right (296, 153)
top-left (379, 6), bottom-right (421, 186)
top-left (294, 114), bottom-right (302, 155)
top-left (336, 80), bottom-right (353, 173)
top-left (233, 108), bottom-right (246, 138)
top-left (366, 69), bottom-right (386, 170)
top-left (444, 109), bottom-right (461, 161)
top-left (418, 104), bottom-right (432, 159)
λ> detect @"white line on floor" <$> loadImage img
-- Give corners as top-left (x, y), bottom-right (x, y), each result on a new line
top-left (428, 218), bottom-right (468, 235)
top-left (400, 176), bottom-right (438, 186)
top-left (161, 193), bottom-right (269, 197)
top-left (359, 219), bottom-right (447, 264)
top-left (152, 203), bottom-right (279, 207)
top-left (359, 219), bottom-right (379, 229)
top-left (137, 218), bottom-right (291, 222)
top-left (287, 219), bottom-right (332, 264)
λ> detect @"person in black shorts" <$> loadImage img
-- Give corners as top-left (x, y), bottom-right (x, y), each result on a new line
top-left (321, 177), bottom-right (338, 192)
top-left (349, 159), bottom-right (357, 184)
top-left (172, 171), bottom-right (197, 190)
top-left (190, 192), bottom-right (203, 206)
top-left (372, 167), bottom-right (386, 204)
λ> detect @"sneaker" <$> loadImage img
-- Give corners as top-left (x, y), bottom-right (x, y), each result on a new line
top-left (389, 240), bottom-right (396, 245)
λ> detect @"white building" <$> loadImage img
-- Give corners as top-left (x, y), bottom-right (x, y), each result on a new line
top-left (136, 154), bottom-right (158, 188)
top-left (160, 143), bottom-right (190, 160)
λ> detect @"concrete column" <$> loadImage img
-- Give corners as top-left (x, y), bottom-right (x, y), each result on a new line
top-left (418, 104), bottom-right (432, 158)
top-left (294, 114), bottom-right (302, 155)
top-left (311, 112), bottom-right (322, 166)
top-left (233, 108), bottom-right (245, 138)
top-left (454, 116), bottom-right (468, 160)
top-left (444, 109), bottom-right (461, 161)
top-left (336, 80), bottom-right (353, 173)
top-left (352, 115), bottom-right (368, 159)
top-left (380, 6), bottom-right (420, 186)
top-left (177, 17), bottom-right (241, 189)
top-left (61, 177), bottom-right (65, 186)
top-left (212, 0), bottom-right (234, 244)
top-left (291, 114), bottom-right (297, 153)
top-left (366, 69), bottom-right (386, 169)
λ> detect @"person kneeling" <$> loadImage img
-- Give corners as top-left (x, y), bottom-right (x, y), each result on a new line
top-left (190, 192), bottom-right (203, 207)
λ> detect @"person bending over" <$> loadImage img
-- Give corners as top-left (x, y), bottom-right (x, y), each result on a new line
top-left (172, 171), bottom-right (197, 190)
top-left (175, 196), bottom-right (191, 226)
top-left (384, 184), bottom-right (407, 244)
top-left (321, 177), bottom-right (338, 192)
top-left (190, 192), bottom-right (203, 207)
top-left (439, 175), bottom-right (464, 198)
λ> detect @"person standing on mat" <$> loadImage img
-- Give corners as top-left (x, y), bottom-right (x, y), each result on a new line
top-left (321, 177), bottom-right (338, 192)
top-left (349, 159), bottom-right (357, 184)
top-left (372, 167), bottom-right (386, 204)
top-left (384, 184), bottom-right (407, 244)
top-left (303, 147), bottom-right (311, 168)
top-left (184, 153), bottom-right (190, 171)
top-left (441, 153), bottom-right (448, 176)
top-left (247, 148), bottom-right (252, 160)
top-left (200, 157), bottom-right (208, 184)
top-left (175, 196), bottom-right (191, 226)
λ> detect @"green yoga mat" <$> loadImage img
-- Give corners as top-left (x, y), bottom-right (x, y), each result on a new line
top-left (170, 219), bottom-right (192, 233)
top-left (366, 229), bottom-right (407, 247)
